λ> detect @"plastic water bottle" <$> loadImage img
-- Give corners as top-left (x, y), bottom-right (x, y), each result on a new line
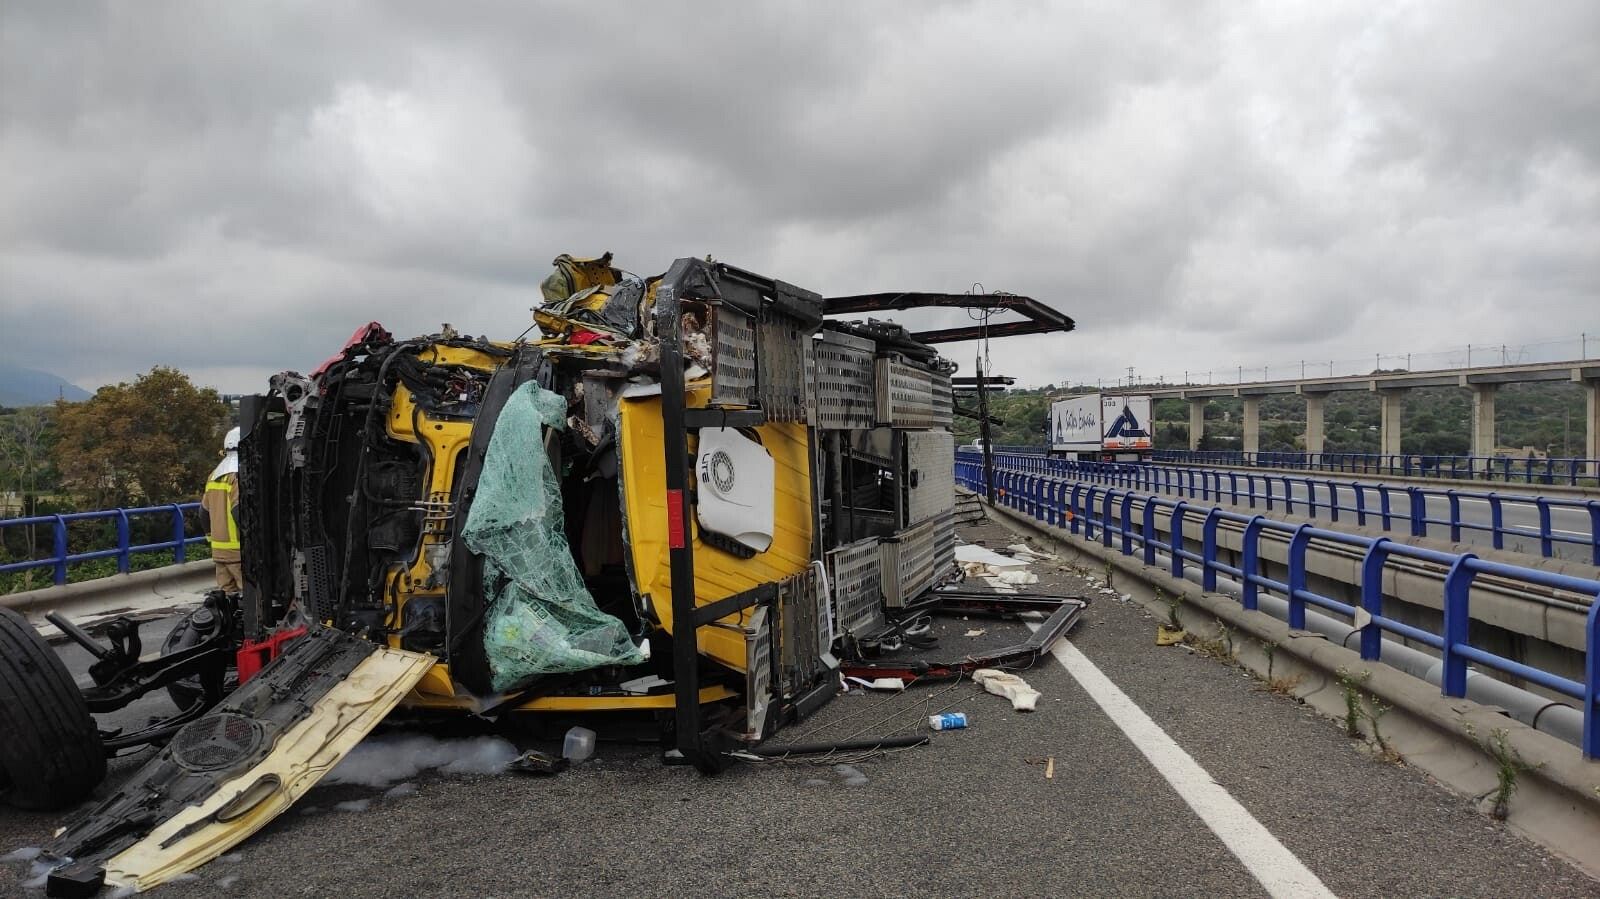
top-left (562, 726), bottom-right (596, 762)
top-left (928, 712), bottom-right (968, 731)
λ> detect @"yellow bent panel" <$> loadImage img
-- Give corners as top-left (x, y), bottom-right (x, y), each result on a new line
top-left (103, 647), bottom-right (435, 893)
top-left (382, 343), bottom-right (505, 643)
top-left (517, 685), bottom-right (737, 711)
top-left (400, 663), bottom-right (736, 712)
top-left (618, 387), bottom-right (814, 672)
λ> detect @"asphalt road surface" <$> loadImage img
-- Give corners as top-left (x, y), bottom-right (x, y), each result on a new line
top-left (3, 518), bottom-right (1595, 897)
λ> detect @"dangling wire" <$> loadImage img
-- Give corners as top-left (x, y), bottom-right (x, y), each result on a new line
top-left (965, 282), bottom-right (999, 376)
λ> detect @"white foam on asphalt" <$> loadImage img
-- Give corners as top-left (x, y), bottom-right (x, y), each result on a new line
top-left (1041, 634), bottom-right (1337, 899)
top-left (323, 733), bottom-right (520, 788)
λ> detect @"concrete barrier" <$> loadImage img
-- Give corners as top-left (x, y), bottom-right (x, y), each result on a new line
top-left (2, 562), bottom-right (214, 636)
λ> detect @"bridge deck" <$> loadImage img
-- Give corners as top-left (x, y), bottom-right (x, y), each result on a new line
top-left (2, 519), bottom-right (1594, 896)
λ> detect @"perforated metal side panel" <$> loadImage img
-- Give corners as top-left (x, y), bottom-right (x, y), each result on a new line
top-left (757, 308), bottom-right (812, 423)
top-left (711, 305), bottom-right (757, 407)
top-left (814, 330), bottom-right (877, 430)
top-left (880, 514), bottom-right (949, 607)
top-left (905, 431), bottom-right (955, 525)
top-left (875, 359), bottom-right (937, 429)
top-left (828, 537), bottom-right (884, 637)
top-left (931, 513), bottom-right (955, 582)
top-left (778, 567), bottom-right (828, 697)
top-left (930, 370), bottom-right (953, 427)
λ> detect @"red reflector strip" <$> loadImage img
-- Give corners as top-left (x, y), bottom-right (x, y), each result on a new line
top-left (666, 489), bottom-right (686, 549)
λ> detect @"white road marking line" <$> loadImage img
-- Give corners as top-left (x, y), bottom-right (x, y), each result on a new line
top-left (1041, 634), bottom-right (1338, 899)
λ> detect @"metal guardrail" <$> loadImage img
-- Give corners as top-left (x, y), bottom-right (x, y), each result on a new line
top-left (1154, 449), bottom-right (1600, 488)
top-left (0, 504), bottom-right (204, 585)
top-left (956, 452), bottom-right (1600, 757)
top-left (980, 453), bottom-right (1600, 564)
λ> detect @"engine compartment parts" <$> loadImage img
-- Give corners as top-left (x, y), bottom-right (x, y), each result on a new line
top-left (37, 627), bottom-right (433, 897)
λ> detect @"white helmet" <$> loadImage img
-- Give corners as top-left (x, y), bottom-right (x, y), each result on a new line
top-left (211, 427), bottom-right (242, 480)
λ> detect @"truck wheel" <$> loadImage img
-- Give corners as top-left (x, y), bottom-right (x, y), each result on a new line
top-left (160, 608), bottom-right (237, 711)
top-left (0, 607), bottom-right (106, 810)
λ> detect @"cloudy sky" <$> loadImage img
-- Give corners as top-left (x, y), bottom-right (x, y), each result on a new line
top-left (2, 0), bottom-right (1597, 394)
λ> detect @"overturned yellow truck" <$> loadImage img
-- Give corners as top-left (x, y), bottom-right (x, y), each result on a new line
top-left (34, 256), bottom-right (1076, 896)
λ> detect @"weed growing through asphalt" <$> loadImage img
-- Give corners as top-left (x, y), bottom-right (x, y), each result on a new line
top-left (1483, 728), bottom-right (1540, 821)
top-left (1158, 588), bottom-right (1182, 629)
top-left (1337, 668), bottom-right (1372, 739)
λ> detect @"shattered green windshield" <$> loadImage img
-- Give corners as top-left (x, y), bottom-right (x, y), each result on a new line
top-left (463, 381), bottom-right (644, 691)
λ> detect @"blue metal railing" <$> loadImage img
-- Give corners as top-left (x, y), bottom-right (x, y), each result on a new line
top-left (0, 504), bottom-right (205, 586)
top-left (975, 453), bottom-right (1600, 564)
top-left (955, 452), bottom-right (1600, 757)
top-left (1154, 449), bottom-right (1599, 487)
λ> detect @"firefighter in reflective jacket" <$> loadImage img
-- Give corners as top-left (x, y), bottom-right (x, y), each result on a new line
top-left (200, 427), bottom-right (243, 592)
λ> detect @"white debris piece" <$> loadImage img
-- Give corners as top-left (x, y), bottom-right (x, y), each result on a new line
top-left (973, 668), bottom-right (1042, 712)
top-left (996, 570), bottom-right (1038, 586)
top-left (954, 545), bottom-right (1030, 569)
top-left (846, 676), bottom-right (906, 692)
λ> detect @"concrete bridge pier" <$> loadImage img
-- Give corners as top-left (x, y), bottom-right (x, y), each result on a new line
top-left (1188, 397), bottom-right (1206, 450)
top-left (1377, 388), bottom-right (1404, 456)
top-left (1241, 396), bottom-right (1261, 454)
top-left (1301, 390), bottom-right (1326, 455)
top-left (1583, 375), bottom-right (1600, 477)
top-left (1470, 382), bottom-right (1497, 473)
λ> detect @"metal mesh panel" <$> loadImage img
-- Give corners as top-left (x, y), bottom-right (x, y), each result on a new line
top-left (930, 370), bottom-right (953, 427)
top-left (757, 308), bottom-right (811, 423)
top-left (875, 359), bottom-right (937, 429)
top-left (777, 567), bottom-right (827, 696)
top-left (814, 330), bottom-right (877, 430)
top-left (880, 514), bottom-right (945, 608)
top-left (711, 305), bottom-right (757, 407)
top-left (931, 512), bottom-right (955, 580)
top-left (828, 537), bottom-right (884, 637)
top-left (905, 431), bottom-right (955, 525)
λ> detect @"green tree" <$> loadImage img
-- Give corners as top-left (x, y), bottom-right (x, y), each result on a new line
top-left (0, 406), bottom-right (58, 513)
top-left (52, 367), bottom-right (230, 507)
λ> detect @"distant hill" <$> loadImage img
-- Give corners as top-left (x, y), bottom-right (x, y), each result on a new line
top-left (0, 363), bottom-right (92, 407)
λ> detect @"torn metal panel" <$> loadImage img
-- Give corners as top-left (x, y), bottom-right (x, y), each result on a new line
top-left (839, 593), bottom-right (1086, 682)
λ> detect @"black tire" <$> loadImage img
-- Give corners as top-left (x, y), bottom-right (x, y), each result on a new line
top-left (0, 606), bottom-right (106, 810)
top-left (160, 608), bottom-right (238, 711)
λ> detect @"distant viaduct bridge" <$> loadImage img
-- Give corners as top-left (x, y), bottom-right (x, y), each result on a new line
top-left (1109, 359), bottom-right (1600, 466)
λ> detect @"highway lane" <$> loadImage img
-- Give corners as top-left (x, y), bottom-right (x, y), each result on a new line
top-left (3, 519), bottom-right (1595, 897)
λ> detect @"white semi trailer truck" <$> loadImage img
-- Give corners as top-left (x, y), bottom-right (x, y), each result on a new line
top-left (1049, 393), bottom-right (1154, 462)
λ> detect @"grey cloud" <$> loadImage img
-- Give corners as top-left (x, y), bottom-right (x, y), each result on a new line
top-left (1, 0), bottom-right (1596, 395)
